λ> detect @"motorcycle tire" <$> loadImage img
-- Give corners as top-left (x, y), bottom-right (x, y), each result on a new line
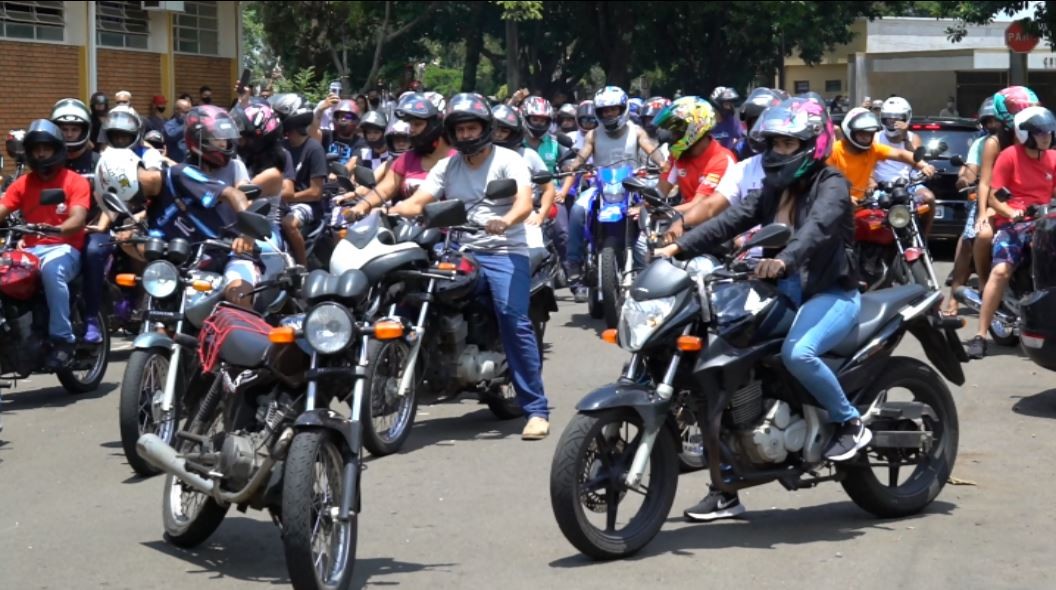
top-left (600, 245), bottom-right (622, 329)
top-left (119, 349), bottom-right (180, 477)
top-left (839, 357), bottom-right (959, 518)
top-left (587, 286), bottom-right (604, 319)
top-left (283, 431), bottom-right (358, 590)
top-left (58, 311), bottom-right (110, 394)
top-left (550, 409), bottom-right (678, 560)
top-left (908, 259), bottom-right (931, 290)
top-left (361, 339), bottom-right (418, 457)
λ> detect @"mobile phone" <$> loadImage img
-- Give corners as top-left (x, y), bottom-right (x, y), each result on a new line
top-left (237, 68), bottom-right (251, 94)
top-left (329, 80), bottom-right (342, 96)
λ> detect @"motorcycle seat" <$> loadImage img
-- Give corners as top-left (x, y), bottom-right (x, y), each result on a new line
top-left (831, 284), bottom-right (927, 357)
top-left (528, 247), bottom-right (549, 275)
top-left (359, 246), bottom-right (429, 284)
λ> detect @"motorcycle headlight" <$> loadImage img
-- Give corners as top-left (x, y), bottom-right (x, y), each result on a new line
top-left (887, 204), bottom-right (911, 229)
top-left (142, 261), bottom-right (180, 299)
top-left (602, 182), bottom-right (625, 203)
top-left (618, 295), bottom-right (677, 352)
top-left (304, 302), bottom-right (354, 354)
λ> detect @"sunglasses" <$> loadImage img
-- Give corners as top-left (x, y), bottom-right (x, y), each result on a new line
top-left (336, 114), bottom-right (359, 122)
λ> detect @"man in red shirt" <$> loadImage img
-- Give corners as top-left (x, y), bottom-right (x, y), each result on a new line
top-left (0, 120), bottom-right (90, 369)
top-left (968, 106), bottom-right (1056, 358)
top-left (654, 97), bottom-right (735, 211)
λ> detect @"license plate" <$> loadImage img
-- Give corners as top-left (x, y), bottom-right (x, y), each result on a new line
top-left (934, 205), bottom-right (946, 220)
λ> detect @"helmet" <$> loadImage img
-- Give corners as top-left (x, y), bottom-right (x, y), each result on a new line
top-left (184, 105), bottom-right (240, 167)
top-left (757, 97), bottom-right (834, 189)
top-left (840, 107), bottom-right (882, 150)
top-left (423, 92), bottom-right (447, 113)
top-left (230, 102), bottom-right (282, 155)
top-left (444, 92), bottom-right (493, 156)
top-left (49, 98), bottom-right (92, 152)
top-left (880, 96), bottom-right (912, 138)
top-left (1013, 106), bottom-right (1056, 149)
top-left (361, 110), bottom-right (388, 150)
top-left (994, 86), bottom-right (1040, 129)
top-left (978, 96), bottom-right (997, 122)
top-left (94, 147), bottom-right (143, 208)
top-left (90, 92), bottom-right (109, 112)
top-left (395, 93), bottom-right (444, 154)
top-left (22, 119), bottom-right (67, 175)
top-left (628, 97), bottom-right (644, 125)
top-left (521, 96), bottom-right (554, 138)
top-left (332, 99), bottom-right (361, 135)
top-left (576, 100), bottom-right (597, 129)
top-left (491, 104), bottom-right (525, 150)
top-left (709, 86), bottom-right (741, 108)
top-left (103, 106), bottom-right (143, 149)
top-left (385, 118), bottom-right (412, 154)
top-left (740, 88), bottom-right (783, 123)
top-left (641, 97), bottom-right (672, 120)
top-left (0, 251), bottom-right (41, 301)
top-left (593, 86), bottom-right (630, 134)
top-left (557, 103), bottom-right (577, 120)
top-left (268, 93), bottom-right (308, 123)
top-left (652, 96), bottom-right (716, 160)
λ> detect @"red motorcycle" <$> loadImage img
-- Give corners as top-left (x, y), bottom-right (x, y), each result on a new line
top-left (0, 188), bottom-right (110, 394)
top-left (854, 175), bottom-right (939, 292)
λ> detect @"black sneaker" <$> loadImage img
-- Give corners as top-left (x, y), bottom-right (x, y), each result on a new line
top-left (824, 419), bottom-right (873, 462)
top-left (966, 336), bottom-right (988, 360)
top-left (44, 341), bottom-right (75, 372)
top-left (683, 487), bottom-right (745, 522)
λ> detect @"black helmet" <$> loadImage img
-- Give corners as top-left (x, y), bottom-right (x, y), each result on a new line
top-left (490, 104), bottom-right (524, 150)
top-left (395, 93), bottom-right (444, 155)
top-left (23, 119), bottom-right (67, 175)
top-left (740, 88), bottom-right (783, 123)
top-left (361, 110), bottom-right (388, 150)
top-left (576, 100), bottom-right (597, 130)
top-left (90, 92), bottom-right (109, 113)
top-left (444, 93), bottom-right (493, 156)
top-left (709, 86), bottom-right (741, 109)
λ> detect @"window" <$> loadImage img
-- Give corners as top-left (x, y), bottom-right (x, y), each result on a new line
top-left (173, 0), bottom-right (218, 55)
top-left (825, 79), bottom-right (842, 93)
top-left (794, 80), bottom-right (810, 94)
top-left (97, 1), bottom-right (149, 49)
top-left (0, 1), bottom-right (64, 41)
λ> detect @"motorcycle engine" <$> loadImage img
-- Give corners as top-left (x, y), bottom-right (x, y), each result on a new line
top-left (456, 345), bottom-right (507, 384)
top-left (735, 400), bottom-right (807, 464)
top-left (219, 431), bottom-right (269, 490)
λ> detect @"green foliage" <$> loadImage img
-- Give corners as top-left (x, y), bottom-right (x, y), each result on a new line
top-left (273, 66), bottom-right (331, 103)
top-left (492, 1), bottom-right (544, 21)
top-left (423, 66), bottom-right (462, 97)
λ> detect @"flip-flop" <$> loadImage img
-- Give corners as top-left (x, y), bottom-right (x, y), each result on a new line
top-left (939, 308), bottom-right (959, 319)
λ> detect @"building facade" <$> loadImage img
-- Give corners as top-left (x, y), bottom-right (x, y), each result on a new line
top-left (1, 0), bottom-right (240, 175)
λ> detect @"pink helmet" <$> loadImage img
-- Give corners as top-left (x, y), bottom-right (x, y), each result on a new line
top-left (993, 86), bottom-right (1040, 129)
top-left (521, 96), bottom-right (554, 138)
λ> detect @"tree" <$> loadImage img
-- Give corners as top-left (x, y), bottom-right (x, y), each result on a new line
top-left (918, 2), bottom-right (1056, 45)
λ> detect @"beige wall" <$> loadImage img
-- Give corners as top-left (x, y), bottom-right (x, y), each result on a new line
top-left (868, 71), bottom-right (957, 116)
top-left (783, 64), bottom-right (848, 99)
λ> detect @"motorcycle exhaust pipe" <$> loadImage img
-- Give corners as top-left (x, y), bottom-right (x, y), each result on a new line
top-left (953, 286), bottom-right (1018, 324)
top-left (137, 433), bottom-right (215, 495)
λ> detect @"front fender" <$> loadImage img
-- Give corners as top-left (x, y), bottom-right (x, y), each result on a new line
top-left (133, 332), bottom-right (174, 351)
top-left (294, 409), bottom-right (361, 457)
top-left (576, 381), bottom-right (671, 432)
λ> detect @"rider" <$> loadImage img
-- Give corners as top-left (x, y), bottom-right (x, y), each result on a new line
top-left (89, 92), bottom-right (109, 152)
top-left (389, 92), bottom-right (552, 441)
top-left (709, 86), bottom-right (744, 151)
top-left (972, 86), bottom-right (1040, 294)
top-left (492, 104), bottom-right (557, 228)
top-left (967, 106), bottom-right (1056, 359)
top-left (733, 88), bottom-right (784, 161)
top-left (655, 97), bottom-right (868, 521)
top-left (278, 99), bottom-right (328, 266)
top-left (872, 96), bottom-right (938, 236)
top-left (639, 96), bottom-right (672, 164)
top-left (520, 97), bottom-right (573, 269)
top-left (312, 98), bottom-right (367, 175)
top-left (556, 104), bottom-right (578, 136)
top-left (572, 100), bottom-right (597, 151)
top-left (0, 120), bottom-right (90, 369)
top-left (653, 97), bottom-right (734, 216)
top-left (50, 99), bottom-right (97, 175)
top-left (357, 110), bottom-right (391, 171)
top-left (827, 107), bottom-right (936, 203)
top-left (230, 99), bottom-right (295, 234)
top-left (564, 86), bottom-right (667, 297)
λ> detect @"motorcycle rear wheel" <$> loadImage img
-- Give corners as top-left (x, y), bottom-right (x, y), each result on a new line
top-left (58, 311), bottom-right (110, 393)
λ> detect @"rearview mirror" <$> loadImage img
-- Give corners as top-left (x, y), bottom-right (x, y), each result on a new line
top-left (235, 211), bottom-right (273, 240)
top-left (484, 178), bottom-right (518, 202)
top-left (39, 188), bottom-right (66, 206)
top-left (949, 154), bottom-right (965, 167)
top-left (531, 172), bottom-right (554, 185)
top-left (329, 161), bottom-right (349, 179)
top-left (994, 187), bottom-right (1012, 203)
top-left (246, 197), bottom-right (271, 216)
top-left (739, 223), bottom-right (792, 255)
top-left (326, 153), bottom-right (341, 163)
top-left (913, 146), bottom-right (925, 163)
top-left (554, 132), bottom-right (574, 149)
top-left (422, 200), bottom-right (467, 229)
top-left (101, 191), bottom-right (133, 217)
top-left (354, 165), bottom-right (377, 189)
top-left (622, 176), bottom-right (650, 193)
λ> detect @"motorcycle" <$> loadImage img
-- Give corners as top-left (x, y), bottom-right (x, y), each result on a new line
top-left (0, 188), bottom-right (110, 394)
top-left (1020, 205), bottom-right (1056, 370)
top-left (136, 262), bottom-right (399, 590)
top-left (855, 172), bottom-right (940, 292)
top-left (329, 171), bottom-right (555, 456)
top-left (549, 224), bottom-right (966, 560)
top-left (953, 187), bottom-right (1045, 347)
top-left (107, 190), bottom-right (290, 477)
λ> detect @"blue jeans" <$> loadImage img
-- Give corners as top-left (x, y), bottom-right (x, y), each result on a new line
top-left (566, 189), bottom-right (595, 270)
top-left (83, 232), bottom-right (113, 319)
top-left (472, 252), bottom-right (549, 419)
top-left (549, 204), bottom-right (569, 267)
top-left (28, 244), bottom-right (81, 343)
top-left (781, 285), bottom-right (861, 423)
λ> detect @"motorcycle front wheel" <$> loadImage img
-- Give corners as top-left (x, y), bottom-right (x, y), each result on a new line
top-left (361, 339), bottom-right (418, 457)
top-left (599, 245), bottom-right (622, 329)
top-left (283, 431), bottom-right (358, 590)
top-left (550, 409), bottom-right (678, 560)
top-left (119, 349), bottom-right (179, 476)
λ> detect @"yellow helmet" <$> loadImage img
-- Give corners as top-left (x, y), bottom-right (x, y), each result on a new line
top-left (653, 96), bottom-right (716, 159)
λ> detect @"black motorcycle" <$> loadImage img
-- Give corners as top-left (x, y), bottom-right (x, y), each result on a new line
top-left (549, 224), bottom-right (966, 559)
top-left (1021, 206), bottom-right (1056, 370)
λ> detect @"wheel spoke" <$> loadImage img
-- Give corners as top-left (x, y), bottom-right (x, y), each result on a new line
top-left (888, 462), bottom-right (901, 488)
top-left (582, 473), bottom-right (608, 493)
top-left (605, 487), bottom-right (619, 532)
top-left (617, 430), bottom-right (643, 467)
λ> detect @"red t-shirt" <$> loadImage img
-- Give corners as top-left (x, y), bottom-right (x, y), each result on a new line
top-left (666, 139), bottom-right (735, 204)
top-left (990, 143), bottom-right (1056, 225)
top-left (1, 168), bottom-right (91, 250)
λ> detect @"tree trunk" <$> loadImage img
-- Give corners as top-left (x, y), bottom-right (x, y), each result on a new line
top-left (361, 1), bottom-right (393, 94)
top-left (505, 19), bottom-right (520, 92)
top-left (461, 4), bottom-right (485, 91)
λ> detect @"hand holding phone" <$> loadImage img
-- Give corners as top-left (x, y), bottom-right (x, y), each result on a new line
top-left (329, 80), bottom-right (342, 97)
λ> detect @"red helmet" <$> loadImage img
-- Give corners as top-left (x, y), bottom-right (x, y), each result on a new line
top-left (184, 105), bottom-right (240, 167)
top-left (0, 251), bottom-right (41, 300)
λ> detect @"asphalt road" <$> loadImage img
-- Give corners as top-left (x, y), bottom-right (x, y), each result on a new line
top-left (1, 257), bottom-right (1054, 590)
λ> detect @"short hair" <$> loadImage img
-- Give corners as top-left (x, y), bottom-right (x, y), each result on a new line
top-left (199, 85), bottom-right (212, 94)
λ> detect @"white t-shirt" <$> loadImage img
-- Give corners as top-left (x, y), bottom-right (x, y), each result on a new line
top-left (517, 146), bottom-right (549, 201)
top-left (873, 131), bottom-right (916, 182)
top-left (207, 158), bottom-right (251, 225)
top-left (421, 145), bottom-right (532, 255)
top-left (716, 154), bottom-right (765, 207)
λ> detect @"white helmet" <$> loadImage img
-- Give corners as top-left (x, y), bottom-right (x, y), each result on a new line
top-left (880, 97), bottom-right (912, 138)
top-left (94, 147), bottom-right (143, 210)
top-left (104, 105), bottom-right (143, 148)
top-left (423, 91), bottom-right (446, 113)
top-left (1013, 106), bottom-right (1056, 149)
top-left (841, 107), bottom-right (882, 150)
top-left (593, 86), bottom-right (630, 135)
